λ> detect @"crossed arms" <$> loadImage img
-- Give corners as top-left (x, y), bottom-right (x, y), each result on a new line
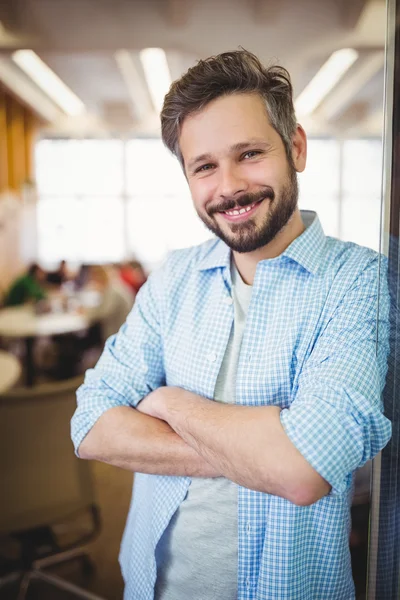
top-left (79, 386), bottom-right (330, 506)
top-left (75, 256), bottom-right (391, 508)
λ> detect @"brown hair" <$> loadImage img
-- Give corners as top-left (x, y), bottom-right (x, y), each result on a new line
top-left (161, 49), bottom-right (297, 168)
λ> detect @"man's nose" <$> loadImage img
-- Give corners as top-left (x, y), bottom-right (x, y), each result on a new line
top-left (217, 165), bottom-right (247, 200)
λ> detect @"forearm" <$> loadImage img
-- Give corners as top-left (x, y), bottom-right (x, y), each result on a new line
top-left (147, 389), bottom-right (330, 504)
top-left (78, 405), bottom-right (221, 478)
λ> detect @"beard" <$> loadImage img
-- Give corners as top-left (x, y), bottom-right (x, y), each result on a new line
top-left (197, 165), bottom-right (299, 253)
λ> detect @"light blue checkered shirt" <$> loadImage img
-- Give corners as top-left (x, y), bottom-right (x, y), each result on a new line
top-left (72, 211), bottom-right (391, 600)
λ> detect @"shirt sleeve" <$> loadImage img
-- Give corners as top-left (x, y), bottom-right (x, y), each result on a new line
top-left (70, 266), bottom-right (166, 456)
top-left (280, 256), bottom-right (392, 495)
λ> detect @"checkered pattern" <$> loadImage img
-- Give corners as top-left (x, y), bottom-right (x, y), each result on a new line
top-left (71, 211), bottom-right (391, 600)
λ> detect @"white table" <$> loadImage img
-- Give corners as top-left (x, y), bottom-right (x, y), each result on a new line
top-left (0, 350), bottom-right (21, 393)
top-left (0, 305), bottom-right (90, 338)
top-left (0, 305), bottom-right (91, 386)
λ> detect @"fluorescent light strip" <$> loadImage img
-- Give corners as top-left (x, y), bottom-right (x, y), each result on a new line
top-left (115, 50), bottom-right (153, 121)
top-left (139, 48), bottom-right (172, 113)
top-left (12, 50), bottom-right (85, 116)
top-left (295, 48), bottom-right (359, 117)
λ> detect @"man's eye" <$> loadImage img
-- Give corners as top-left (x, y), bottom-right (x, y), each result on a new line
top-left (196, 164), bottom-right (214, 173)
top-left (243, 150), bottom-right (261, 159)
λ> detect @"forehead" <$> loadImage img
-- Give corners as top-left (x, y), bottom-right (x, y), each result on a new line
top-left (179, 93), bottom-right (277, 163)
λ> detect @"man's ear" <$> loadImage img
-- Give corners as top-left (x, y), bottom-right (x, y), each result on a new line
top-left (291, 124), bottom-right (307, 173)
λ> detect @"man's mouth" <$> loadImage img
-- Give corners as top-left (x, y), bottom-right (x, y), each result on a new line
top-left (218, 198), bottom-right (265, 222)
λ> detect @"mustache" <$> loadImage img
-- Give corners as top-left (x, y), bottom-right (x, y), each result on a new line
top-left (207, 188), bottom-right (275, 216)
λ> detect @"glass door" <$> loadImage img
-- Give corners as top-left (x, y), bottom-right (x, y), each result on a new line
top-left (368, 0), bottom-right (400, 597)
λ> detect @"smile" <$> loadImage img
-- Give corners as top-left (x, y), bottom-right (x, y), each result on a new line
top-left (219, 199), bottom-right (264, 222)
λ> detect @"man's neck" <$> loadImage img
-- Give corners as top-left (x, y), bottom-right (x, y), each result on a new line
top-left (232, 209), bottom-right (305, 285)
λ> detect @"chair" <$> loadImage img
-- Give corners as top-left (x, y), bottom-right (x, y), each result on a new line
top-left (0, 375), bottom-right (105, 600)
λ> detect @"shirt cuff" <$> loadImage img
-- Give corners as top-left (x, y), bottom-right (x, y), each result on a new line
top-left (280, 398), bottom-right (364, 495)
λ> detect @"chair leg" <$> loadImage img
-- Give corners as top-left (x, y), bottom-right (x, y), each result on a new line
top-left (34, 546), bottom-right (89, 570)
top-left (16, 572), bottom-right (31, 600)
top-left (0, 570), bottom-right (22, 589)
top-left (31, 569), bottom-right (106, 600)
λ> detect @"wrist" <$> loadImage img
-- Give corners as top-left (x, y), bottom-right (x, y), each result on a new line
top-left (158, 386), bottom-right (182, 421)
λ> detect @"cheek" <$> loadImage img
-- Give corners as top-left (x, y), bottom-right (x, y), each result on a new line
top-left (189, 180), bottom-right (215, 211)
top-left (244, 159), bottom-right (285, 188)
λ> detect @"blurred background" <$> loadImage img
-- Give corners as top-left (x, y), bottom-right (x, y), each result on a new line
top-left (0, 0), bottom-right (388, 599)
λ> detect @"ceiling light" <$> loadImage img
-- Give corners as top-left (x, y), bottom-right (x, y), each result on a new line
top-left (295, 48), bottom-right (359, 117)
top-left (12, 49), bottom-right (85, 116)
top-left (139, 47), bottom-right (171, 113)
top-left (115, 50), bottom-right (153, 121)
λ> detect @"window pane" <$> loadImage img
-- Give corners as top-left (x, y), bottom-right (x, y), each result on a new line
top-left (298, 139), bottom-right (340, 237)
top-left (126, 139), bottom-right (187, 195)
top-left (127, 196), bottom-right (212, 269)
top-left (341, 195), bottom-right (381, 251)
top-left (341, 140), bottom-right (382, 250)
top-left (37, 197), bottom-right (82, 264)
top-left (36, 140), bottom-right (82, 196)
top-left (299, 139), bottom-right (340, 198)
top-left (36, 139), bottom-right (124, 195)
top-left (77, 140), bottom-right (124, 195)
top-left (299, 195), bottom-right (339, 238)
top-left (38, 197), bottom-right (125, 264)
top-left (343, 140), bottom-right (382, 195)
top-left (79, 197), bottom-right (125, 263)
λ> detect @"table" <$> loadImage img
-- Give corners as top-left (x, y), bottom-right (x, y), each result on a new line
top-left (0, 350), bottom-right (21, 393)
top-left (0, 305), bottom-right (91, 386)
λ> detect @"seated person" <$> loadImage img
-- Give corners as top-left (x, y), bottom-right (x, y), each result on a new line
top-left (73, 264), bottom-right (91, 291)
top-left (3, 263), bottom-right (47, 307)
top-left (119, 260), bottom-right (147, 295)
top-left (46, 259), bottom-right (69, 286)
top-left (88, 265), bottom-right (135, 340)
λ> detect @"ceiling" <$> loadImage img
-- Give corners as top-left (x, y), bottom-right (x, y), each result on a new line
top-left (0, 0), bottom-right (388, 137)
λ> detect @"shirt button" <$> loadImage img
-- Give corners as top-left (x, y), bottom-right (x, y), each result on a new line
top-left (223, 296), bottom-right (233, 305)
top-left (206, 352), bottom-right (217, 363)
top-left (246, 522), bottom-right (251, 535)
top-left (247, 354), bottom-right (252, 363)
top-left (246, 577), bottom-right (251, 588)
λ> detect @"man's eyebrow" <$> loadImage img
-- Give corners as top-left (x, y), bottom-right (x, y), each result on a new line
top-left (187, 139), bottom-right (272, 171)
top-left (229, 139), bottom-right (272, 153)
top-left (187, 153), bottom-right (213, 171)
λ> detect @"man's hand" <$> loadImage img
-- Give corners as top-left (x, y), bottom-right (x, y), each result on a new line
top-left (135, 388), bottom-right (223, 479)
top-left (136, 387), bottom-right (170, 419)
top-left (137, 385), bottom-right (330, 504)
top-left (137, 386), bottom-right (187, 420)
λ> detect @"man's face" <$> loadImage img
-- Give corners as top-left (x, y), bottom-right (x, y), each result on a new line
top-left (180, 93), bottom-right (305, 253)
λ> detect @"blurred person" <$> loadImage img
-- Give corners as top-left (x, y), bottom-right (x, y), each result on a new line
top-left (87, 265), bottom-right (135, 340)
top-left (72, 50), bottom-right (391, 600)
top-left (46, 259), bottom-right (69, 286)
top-left (73, 264), bottom-right (91, 291)
top-left (119, 259), bottom-right (147, 294)
top-left (3, 263), bottom-right (47, 307)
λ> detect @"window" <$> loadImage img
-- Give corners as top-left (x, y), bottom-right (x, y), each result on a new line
top-left (298, 139), bottom-right (341, 238)
top-left (341, 139), bottom-right (382, 251)
top-left (35, 137), bottom-right (383, 268)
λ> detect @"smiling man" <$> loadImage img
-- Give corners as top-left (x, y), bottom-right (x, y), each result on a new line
top-left (71, 50), bottom-right (391, 600)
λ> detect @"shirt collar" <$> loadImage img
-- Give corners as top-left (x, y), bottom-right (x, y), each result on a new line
top-left (197, 210), bottom-right (326, 276)
top-left (281, 210), bottom-right (326, 275)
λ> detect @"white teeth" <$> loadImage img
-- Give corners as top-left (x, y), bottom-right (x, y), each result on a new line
top-left (225, 202), bottom-right (255, 216)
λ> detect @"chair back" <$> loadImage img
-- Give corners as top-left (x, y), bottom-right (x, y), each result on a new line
top-left (0, 376), bottom-right (95, 534)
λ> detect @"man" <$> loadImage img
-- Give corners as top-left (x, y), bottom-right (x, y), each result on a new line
top-left (71, 50), bottom-right (391, 599)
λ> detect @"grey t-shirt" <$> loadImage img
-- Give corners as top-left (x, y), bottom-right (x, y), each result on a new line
top-left (154, 264), bottom-right (252, 600)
